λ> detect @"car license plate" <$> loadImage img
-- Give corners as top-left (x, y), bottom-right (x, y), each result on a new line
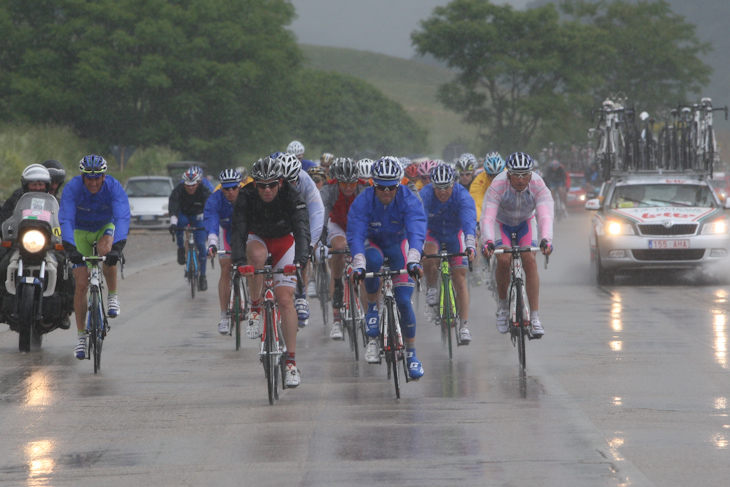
top-left (648, 239), bottom-right (689, 249)
top-left (139, 215), bottom-right (157, 221)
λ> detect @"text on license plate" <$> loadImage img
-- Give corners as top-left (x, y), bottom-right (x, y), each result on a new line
top-left (648, 239), bottom-right (689, 249)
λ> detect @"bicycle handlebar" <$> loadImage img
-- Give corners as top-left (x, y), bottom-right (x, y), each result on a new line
top-left (423, 250), bottom-right (473, 272)
top-left (493, 246), bottom-right (549, 269)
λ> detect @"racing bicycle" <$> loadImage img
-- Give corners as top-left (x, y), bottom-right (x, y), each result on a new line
top-left (492, 233), bottom-right (548, 371)
top-left (329, 247), bottom-right (364, 361)
top-left (212, 250), bottom-right (250, 351)
top-left (423, 243), bottom-right (471, 359)
top-left (314, 245), bottom-right (331, 329)
top-left (177, 225), bottom-right (205, 299)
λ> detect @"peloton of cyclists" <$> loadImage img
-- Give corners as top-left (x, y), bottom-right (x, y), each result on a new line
top-left (480, 152), bottom-right (554, 338)
top-left (231, 156), bottom-right (311, 388)
top-left (346, 156), bottom-right (427, 380)
top-left (319, 157), bottom-right (369, 340)
top-left (59, 155), bottom-right (130, 359)
top-left (420, 163), bottom-right (477, 344)
top-left (168, 166), bottom-right (211, 292)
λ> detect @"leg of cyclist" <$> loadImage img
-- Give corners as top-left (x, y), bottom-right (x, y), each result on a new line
top-left (271, 240), bottom-right (301, 388)
top-left (521, 251), bottom-right (544, 337)
top-left (193, 218), bottom-right (208, 291)
top-left (421, 238), bottom-right (439, 322)
top-left (174, 213), bottom-right (188, 266)
top-left (245, 238), bottom-right (268, 339)
top-left (328, 231), bottom-right (347, 340)
top-left (452, 266), bottom-right (470, 343)
top-left (97, 231), bottom-right (121, 318)
top-left (363, 243), bottom-right (384, 364)
top-left (72, 265), bottom-right (90, 358)
top-left (217, 255), bottom-right (232, 334)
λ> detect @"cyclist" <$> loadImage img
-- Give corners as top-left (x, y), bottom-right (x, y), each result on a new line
top-left (59, 155), bottom-right (130, 359)
top-left (231, 156), bottom-right (311, 388)
top-left (319, 153), bottom-right (334, 178)
top-left (276, 152), bottom-right (324, 325)
top-left (358, 158), bottom-right (374, 183)
top-left (204, 169), bottom-right (245, 335)
top-left (480, 152), bottom-right (554, 338)
top-left (543, 159), bottom-right (568, 218)
top-left (420, 164), bottom-right (477, 343)
top-left (213, 166), bottom-right (253, 191)
top-left (455, 153), bottom-right (477, 190)
top-left (470, 152), bottom-right (506, 221)
top-left (307, 165), bottom-right (327, 190)
top-left (177, 164), bottom-right (215, 193)
top-left (319, 157), bottom-right (369, 340)
top-left (0, 164), bottom-right (74, 327)
top-left (287, 140), bottom-right (315, 171)
top-left (168, 166), bottom-right (211, 292)
top-left (415, 160), bottom-right (439, 191)
top-left (41, 159), bottom-right (67, 197)
top-left (346, 156), bottom-right (427, 380)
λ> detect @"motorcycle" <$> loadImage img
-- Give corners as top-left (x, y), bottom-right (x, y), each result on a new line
top-left (1, 192), bottom-right (72, 352)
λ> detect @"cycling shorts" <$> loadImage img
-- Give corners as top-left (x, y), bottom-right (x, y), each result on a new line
top-left (218, 228), bottom-right (232, 256)
top-left (425, 230), bottom-right (467, 268)
top-left (495, 216), bottom-right (538, 248)
top-left (546, 180), bottom-right (566, 190)
top-left (326, 220), bottom-right (346, 245)
top-left (364, 239), bottom-right (413, 288)
top-left (248, 233), bottom-right (296, 288)
top-left (74, 223), bottom-right (115, 257)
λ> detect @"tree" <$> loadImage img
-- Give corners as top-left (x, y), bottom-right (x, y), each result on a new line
top-left (0, 0), bottom-right (302, 166)
top-left (292, 69), bottom-right (428, 156)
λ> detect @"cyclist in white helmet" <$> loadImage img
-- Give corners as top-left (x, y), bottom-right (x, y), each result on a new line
top-left (286, 140), bottom-right (315, 171)
top-left (480, 152), bottom-right (554, 338)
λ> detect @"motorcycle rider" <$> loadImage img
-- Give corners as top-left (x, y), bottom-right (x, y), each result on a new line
top-left (41, 159), bottom-right (67, 197)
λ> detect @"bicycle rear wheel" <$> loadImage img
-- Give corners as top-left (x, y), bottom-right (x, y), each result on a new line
top-left (90, 289), bottom-right (103, 374)
top-left (233, 277), bottom-right (241, 351)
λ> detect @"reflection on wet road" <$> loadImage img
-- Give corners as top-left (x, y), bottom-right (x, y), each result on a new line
top-left (1, 215), bottom-right (729, 486)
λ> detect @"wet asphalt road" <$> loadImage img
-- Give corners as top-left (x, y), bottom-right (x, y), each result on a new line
top-left (1, 215), bottom-right (730, 486)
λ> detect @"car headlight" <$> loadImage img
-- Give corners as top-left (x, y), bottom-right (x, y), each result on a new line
top-left (22, 229), bottom-right (47, 253)
top-left (606, 220), bottom-right (635, 236)
top-left (702, 219), bottom-right (730, 235)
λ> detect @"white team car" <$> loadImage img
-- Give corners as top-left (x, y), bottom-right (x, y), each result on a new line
top-left (124, 176), bottom-right (174, 229)
top-left (585, 171), bottom-right (730, 284)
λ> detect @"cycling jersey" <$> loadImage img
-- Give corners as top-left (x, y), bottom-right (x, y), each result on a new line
top-left (420, 183), bottom-right (477, 249)
top-left (320, 179), bottom-right (369, 231)
top-left (293, 171), bottom-right (325, 247)
top-left (203, 188), bottom-right (235, 249)
top-left (230, 181), bottom-right (311, 267)
top-left (59, 175), bottom-right (130, 246)
top-left (479, 171), bottom-right (554, 247)
top-left (168, 182), bottom-right (211, 221)
top-left (346, 184), bottom-right (427, 270)
top-left (469, 171), bottom-right (497, 221)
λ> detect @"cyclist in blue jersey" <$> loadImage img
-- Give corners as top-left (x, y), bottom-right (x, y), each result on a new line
top-left (59, 155), bottom-right (130, 359)
top-left (346, 156), bottom-right (427, 380)
top-left (420, 164), bottom-right (477, 343)
top-left (204, 169), bottom-right (244, 335)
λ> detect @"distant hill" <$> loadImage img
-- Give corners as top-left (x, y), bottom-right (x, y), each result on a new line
top-left (300, 45), bottom-right (482, 158)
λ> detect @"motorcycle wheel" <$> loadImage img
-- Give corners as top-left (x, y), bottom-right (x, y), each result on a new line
top-left (18, 286), bottom-right (36, 353)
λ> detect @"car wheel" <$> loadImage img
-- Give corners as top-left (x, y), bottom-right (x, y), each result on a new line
top-left (594, 245), bottom-right (614, 286)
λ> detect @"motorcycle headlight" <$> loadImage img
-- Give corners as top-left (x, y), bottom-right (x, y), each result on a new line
top-left (22, 229), bottom-right (47, 253)
top-left (702, 219), bottom-right (730, 235)
top-left (606, 220), bottom-right (635, 236)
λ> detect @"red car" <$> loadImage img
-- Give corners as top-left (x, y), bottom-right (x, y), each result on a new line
top-left (566, 172), bottom-right (587, 211)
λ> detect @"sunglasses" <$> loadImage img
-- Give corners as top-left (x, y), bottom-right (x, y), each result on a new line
top-left (374, 184), bottom-right (398, 192)
top-left (433, 184), bottom-right (453, 192)
top-left (508, 171), bottom-right (531, 180)
top-left (222, 186), bottom-right (239, 192)
top-left (256, 181), bottom-right (279, 190)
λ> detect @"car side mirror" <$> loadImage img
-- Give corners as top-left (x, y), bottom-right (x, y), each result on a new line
top-left (585, 198), bottom-right (601, 211)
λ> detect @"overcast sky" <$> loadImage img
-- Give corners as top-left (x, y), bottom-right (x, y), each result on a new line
top-left (289, 0), bottom-right (532, 59)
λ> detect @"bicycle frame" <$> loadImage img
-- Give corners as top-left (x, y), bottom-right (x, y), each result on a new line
top-left (328, 247), bottom-right (363, 360)
top-left (183, 226), bottom-right (203, 299)
top-left (83, 248), bottom-right (108, 374)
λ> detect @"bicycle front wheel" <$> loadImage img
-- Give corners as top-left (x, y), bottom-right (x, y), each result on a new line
top-left (233, 277), bottom-right (242, 351)
top-left (513, 280), bottom-right (527, 370)
top-left (90, 289), bottom-right (103, 373)
top-left (264, 304), bottom-right (276, 405)
top-left (383, 300), bottom-right (401, 398)
top-left (189, 251), bottom-right (196, 300)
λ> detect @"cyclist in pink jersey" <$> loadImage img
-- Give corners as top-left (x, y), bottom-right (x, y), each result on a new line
top-left (480, 152), bottom-right (554, 337)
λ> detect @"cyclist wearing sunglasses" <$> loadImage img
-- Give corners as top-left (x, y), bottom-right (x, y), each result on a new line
top-left (319, 157), bottom-right (369, 340)
top-left (347, 156), bottom-right (427, 380)
top-left (230, 156), bottom-right (311, 388)
top-left (204, 169), bottom-right (245, 335)
top-left (59, 155), bottom-right (130, 358)
top-left (480, 152), bottom-right (554, 338)
top-left (168, 166), bottom-right (212, 292)
top-left (420, 163), bottom-right (477, 343)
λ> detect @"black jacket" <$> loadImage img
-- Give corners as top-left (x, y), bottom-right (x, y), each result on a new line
top-left (230, 181), bottom-right (310, 267)
top-left (168, 183), bottom-right (211, 217)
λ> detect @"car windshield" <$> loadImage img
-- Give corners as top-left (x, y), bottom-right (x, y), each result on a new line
top-left (610, 184), bottom-right (716, 209)
top-left (126, 180), bottom-right (172, 197)
top-left (570, 176), bottom-right (585, 189)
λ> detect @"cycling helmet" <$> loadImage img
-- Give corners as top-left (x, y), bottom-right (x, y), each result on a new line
top-left (235, 166), bottom-right (248, 180)
top-left (218, 168), bottom-right (242, 188)
top-left (357, 158), bottom-right (374, 179)
top-left (405, 164), bottom-right (420, 180)
top-left (287, 140), bottom-right (305, 157)
top-left (372, 156), bottom-right (403, 186)
top-left (399, 157), bottom-right (412, 168)
top-left (251, 156), bottom-right (281, 181)
top-left (270, 151), bottom-right (284, 160)
top-left (418, 160), bottom-right (439, 176)
top-left (549, 159), bottom-right (560, 169)
top-left (79, 155), bottom-right (107, 177)
top-left (320, 153), bottom-right (334, 165)
top-left (506, 152), bottom-right (534, 173)
top-left (334, 157), bottom-right (359, 183)
top-left (276, 152), bottom-right (302, 182)
top-left (455, 153), bottom-right (477, 172)
top-left (182, 166), bottom-right (203, 185)
top-left (484, 152), bottom-right (505, 175)
top-left (430, 164), bottom-right (455, 187)
top-left (307, 165), bottom-right (327, 182)
top-left (20, 164), bottom-right (51, 192)
top-left (41, 159), bottom-right (66, 186)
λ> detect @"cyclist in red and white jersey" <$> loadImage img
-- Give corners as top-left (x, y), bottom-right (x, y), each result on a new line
top-left (480, 152), bottom-right (554, 337)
